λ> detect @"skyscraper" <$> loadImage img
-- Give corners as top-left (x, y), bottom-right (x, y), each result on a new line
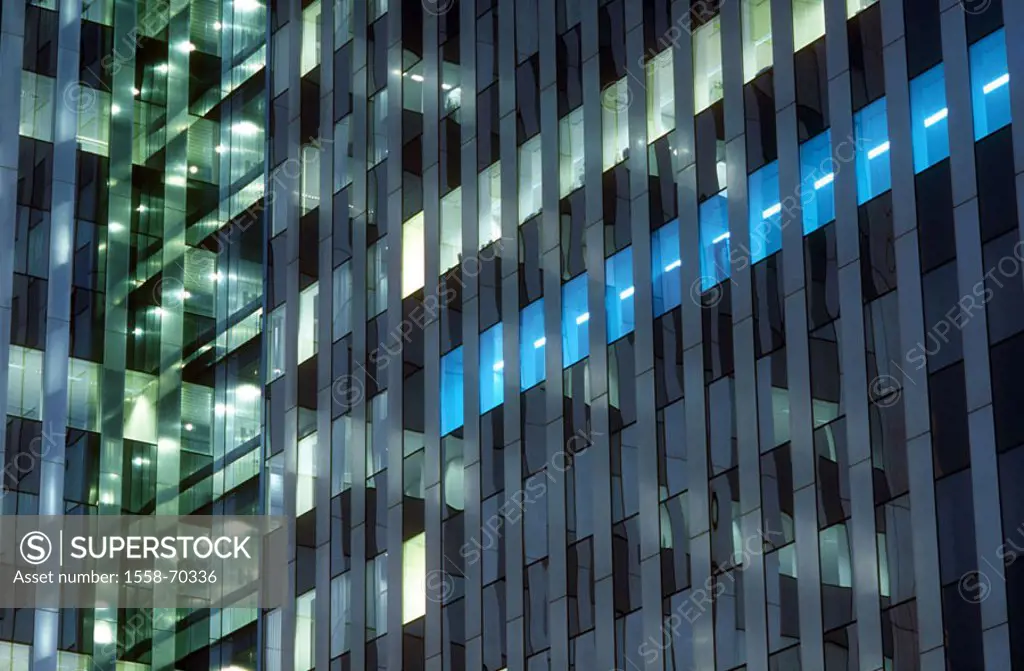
top-left (2, 0), bottom-right (1023, 669)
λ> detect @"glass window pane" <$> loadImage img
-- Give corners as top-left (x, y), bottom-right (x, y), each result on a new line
top-left (441, 346), bottom-right (464, 436)
top-left (853, 97), bottom-right (891, 205)
top-left (792, 0), bottom-right (825, 52)
top-left (267, 304), bottom-right (286, 382)
top-left (749, 160), bottom-right (782, 264)
top-left (367, 238), bottom-right (388, 317)
top-left (741, 0), bottom-right (773, 83)
top-left (333, 261), bottom-right (353, 340)
top-left (799, 129), bottom-right (836, 235)
top-left (334, 116), bottom-right (353, 192)
top-left (300, 0), bottom-right (322, 75)
top-left (402, 533), bottom-right (426, 624)
top-left (520, 298), bottom-right (546, 390)
top-left (298, 281), bottom-right (319, 364)
top-left (297, 432), bottom-right (317, 515)
top-left (699, 190), bottom-right (730, 290)
top-left (605, 247), bottom-right (635, 343)
top-left (330, 572), bottom-right (351, 656)
top-left (334, 0), bottom-right (353, 46)
top-left (300, 145), bottom-right (321, 214)
top-left (602, 78), bottom-right (630, 170)
top-left (480, 323), bottom-right (503, 414)
top-left (369, 89), bottom-right (388, 166)
top-left (847, 0), bottom-right (877, 18)
top-left (479, 161), bottom-right (502, 248)
top-left (402, 213), bottom-right (425, 298)
top-left (520, 136), bottom-right (543, 222)
top-left (440, 188), bottom-right (463, 275)
top-left (562, 274), bottom-right (589, 367)
top-left (909, 65), bottom-right (949, 173)
top-left (19, 71), bottom-right (55, 142)
top-left (969, 28), bottom-right (1011, 141)
top-left (295, 589), bottom-right (316, 670)
top-left (694, 16), bottom-right (724, 114)
top-left (652, 220), bottom-right (682, 316)
top-left (646, 51), bottom-right (675, 141)
top-left (560, 107), bottom-right (586, 196)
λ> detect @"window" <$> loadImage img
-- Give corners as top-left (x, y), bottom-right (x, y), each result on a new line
top-left (602, 78), bottom-right (630, 170)
top-left (334, 0), bottom-right (353, 46)
top-left (334, 116), bottom-right (353, 192)
top-left (910, 65), bottom-right (949, 173)
top-left (298, 281), bottom-right (319, 364)
top-left (402, 213), bottom-right (425, 298)
top-left (853, 97), bottom-right (891, 205)
top-left (369, 89), bottom-right (388, 166)
top-left (741, 0), bottom-right (773, 82)
top-left (330, 572), bottom-right (352, 656)
top-left (749, 160), bottom-right (782, 264)
top-left (295, 589), bottom-right (316, 670)
top-left (333, 261), bottom-right (353, 340)
top-left (267, 305), bottom-right (286, 382)
top-left (521, 299), bottom-right (546, 390)
top-left (442, 61), bottom-right (462, 115)
top-left (297, 432), bottom-right (317, 515)
top-left (792, 0), bottom-right (825, 52)
top-left (300, 144), bottom-right (321, 214)
top-left (441, 188), bottom-right (462, 275)
top-left (402, 533), bottom-right (426, 624)
top-left (694, 16), bottom-right (724, 114)
top-left (846, 0), bottom-right (877, 18)
top-left (480, 323), bottom-right (503, 414)
top-left (479, 162), bottom-right (502, 248)
top-left (441, 346), bottom-right (464, 436)
top-left (606, 248), bottom-right (635, 343)
top-left (799, 130), bottom-right (836, 235)
top-left (300, 0), bottom-right (322, 75)
top-left (77, 87), bottom-right (111, 156)
top-left (19, 71), bottom-right (54, 142)
top-left (651, 220), bottom-right (682, 316)
top-left (562, 274), bottom-right (589, 367)
top-left (560, 107), bottom-right (586, 196)
top-left (520, 136), bottom-right (543, 222)
top-left (368, 238), bottom-right (388, 317)
top-left (699, 190), bottom-right (730, 290)
top-left (646, 50), bottom-right (675, 141)
top-left (969, 28), bottom-right (1011, 141)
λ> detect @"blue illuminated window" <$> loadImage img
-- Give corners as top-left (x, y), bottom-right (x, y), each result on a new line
top-left (606, 247), bottom-right (635, 343)
top-left (562, 274), bottom-right (589, 367)
top-left (479, 324), bottom-right (503, 414)
top-left (651, 220), bottom-right (682, 316)
top-left (440, 346), bottom-right (464, 436)
top-left (520, 298), bottom-right (546, 390)
top-left (748, 161), bottom-right (782, 264)
top-left (910, 64), bottom-right (949, 173)
top-left (799, 130), bottom-right (836, 235)
top-left (853, 97), bottom-right (891, 205)
top-left (970, 28), bottom-right (1011, 141)
top-left (699, 190), bottom-right (730, 290)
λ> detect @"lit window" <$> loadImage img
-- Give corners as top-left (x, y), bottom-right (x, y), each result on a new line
top-left (820, 523), bottom-right (853, 587)
top-left (402, 213), bottom-right (425, 298)
top-left (369, 89), bottom-right (388, 166)
top-left (300, 144), bottom-right (321, 214)
top-left (295, 589), bottom-right (316, 670)
top-left (298, 281), bottom-right (319, 363)
top-left (367, 238), bottom-right (388, 317)
top-left (646, 50), bottom-right (675, 141)
top-left (440, 188), bottom-right (463, 275)
top-left (562, 274), bottom-right (589, 367)
top-left (332, 261), bottom-right (353, 340)
top-left (693, 16), bottom-right (724, 114)
top-left (297, 432), bottom-right (317, 515)
top-left (699, 190), bottom-right (730, 290)
top-left (267, 304), bottom-right (286, 382)
top-left (799, 129), bottom-right (836, 235)
top-left (606, 247), bottom-right (635, 343)
top-left (366, 555), bottom-right (387, 638)
top-left (520, 135), bottom-right (543, 222)
top-left (909, 65), bottom-right (949, 173)
top-left (300, 0), bottom-right (322, 76)
top-left (330, 573), bottom-right (351, 656)
top-left (969, 28), bottom-right (1011, 141)
top-left (480, 324), bottom-right (503, 413)
top-left (479, 161), bottom-right (502, 248)
top-left (748, 160), bottom-right (782, 264)
top-left (442, 60), bottom-right (462, 115)
top-left (602, 78), bottom-right (630, 170)
top-left (853, 97), bottom-right (891, 205)
top-left (846, 0), bottom-right (877, 19)
top-left (19, 71), bottom-right (55, 142)
top-left (331, 415), bottom-right (354, 496)
top-left (334, 0), bottom-right (353, 46)
top-left (402, 533), bottom-right (426, 624)
top-left (441, 346), bottom-right (464, 435)
top-left (333, 116), bottom-right (353, 192)
top-left (560, 107), bottom-right (586, 196)
top-left (651, 220), bottom-right (682, 316)
top-left (741, 0), bottom-right (772, 83)
top-left (792, 0), bottom-right (826, 52)
top-left (520, 299), bottom-right (546, 390)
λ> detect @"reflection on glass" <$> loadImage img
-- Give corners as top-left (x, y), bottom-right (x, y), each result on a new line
top-left (748, 161), bottom-right (782, 264)
top-left (480, 324), bottom-right (503, 414)
top-left (520, 299), bottom-right (546, 390)
top-left (651, 220), bottom-right (682, 316)
top-left (520, 136), bottom-right (543, 222)
top-left (799, 129), bottom-right (836, 235)
top-left (699, 190), bottom-right (730, 290)
top-left (560, 107), bottom-right (586, 196)
top-left (605, 247), bottom-right (635, 343)
top-left (562, 273), bottom-right (589, 367)
top-left (969, 28), bottom-right (1011, 141)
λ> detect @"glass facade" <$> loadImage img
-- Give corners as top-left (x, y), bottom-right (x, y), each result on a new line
top-left (3, 0), bottom-right (1021, 669)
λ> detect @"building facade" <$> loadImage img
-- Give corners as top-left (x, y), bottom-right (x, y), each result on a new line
top-left (3, 0), bottom-right (1024, 670)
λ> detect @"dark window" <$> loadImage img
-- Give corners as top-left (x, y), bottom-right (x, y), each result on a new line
top-left (929, 363), bottom-right (971, 477)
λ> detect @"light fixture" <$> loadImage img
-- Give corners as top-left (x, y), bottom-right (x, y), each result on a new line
top-left (133, 328), bottom-right (143, 336)
top-left (213, 21), bottom-right (222, 30)
top-left (156, 63), bottom-right (169, 73)
top-left (131, 87), bottom-right (140, 96)
top-left (215, 144), bottom-right (226, 153)
top-left (211, 272), bottom-right (223, 281)
top-left (441, 83), bottom-right (453, 91)
top-left (533, 337), bottom-right (547, 349)
top-left (867, 141), bottom-right (890, 160)
top-left (575, 312), bottom-right (590, 325)
top-left (178, 41), bottom-right (196, 53)
top-left (137, 204), bottom-right (146, 213)
top-left (184, 423), bottom-right (194, 431)
top-left (410, 74), bottom-right (425, 82)
top-left (111, 104), bottom-right (121, 115)
top-left (236, 384), bottom-right (262, 401)
top-left (762, 203), bottom-right (782, 219)
top-left (181, 290), bottom-right (192, 300)
top-left (98, 243), bottom-right (106, 251)
top-left (983, 73), bottom-right (1009, 95)
top-left (619, 286), bottom-right (635, 300)
top-left (923, 108), bottom-right (948, 128)
top-left (110, 222), bottom-right (125, 232)
top-left (215, 403), bottom-right (228, 416)
top-left (167, 175), bottom-right (186, 187)
top-left (664, 259), bottom-right (682, 272)
top-left (189, 165), bottom-right (199, 174)
top-left (712, 231), bottom-right (731, 244)
top-left (234, 0), bottom-right (261, 10)
top-left (813, 173), bottom-right (834, 190)
top-left (492, 361), bottom-right (505, 372)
